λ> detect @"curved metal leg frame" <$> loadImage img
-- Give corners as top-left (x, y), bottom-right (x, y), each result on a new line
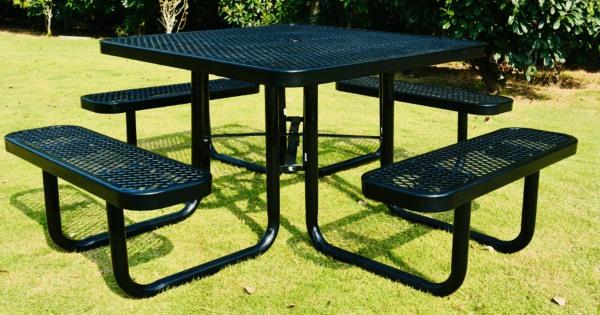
top-left (304, 80), bottom-right (469, 296)
top-left (105, 85), bottom-right (281, 298)
top-left (308, 201), bottom-right (472, 297)
top-left (43, 170), bottom-right (199, 253)
top-left (388, 172), bottom-right (540, 254)
top-left (107, 202), bottom-right (279, 298)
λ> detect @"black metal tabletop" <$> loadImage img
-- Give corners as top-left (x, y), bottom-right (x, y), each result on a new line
top-left (100, 24), bottom-right (486, 87)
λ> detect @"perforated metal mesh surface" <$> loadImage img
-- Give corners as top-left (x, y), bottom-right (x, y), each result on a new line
top-left (8, 126), bottom-right (206, 192)
top-left (365, 128), bottom-right (572, 194)
top-left (101, 24), bottom-right (484, 70)
top-left (342, 76), bottom-right (512, 105)
top-left (82, 78), bottom-right (255, 104)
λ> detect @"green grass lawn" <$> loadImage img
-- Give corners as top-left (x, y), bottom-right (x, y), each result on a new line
top-left (0, 32), bottom-right (599, 314)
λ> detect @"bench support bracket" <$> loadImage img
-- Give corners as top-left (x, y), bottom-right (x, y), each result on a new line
top-left (388, 171), bottom-right (540, 254)
top-left (42, 170), bottom-right (199, 252)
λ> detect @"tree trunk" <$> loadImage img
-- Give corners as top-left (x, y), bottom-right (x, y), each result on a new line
top-left (309, 0), bottom-right (319, 25)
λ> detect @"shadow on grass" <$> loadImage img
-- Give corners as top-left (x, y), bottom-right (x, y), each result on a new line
top-left (136, 129), bottom-right (491, 283)
top-left (8, 127), bottom-right (500, 295)
top-left (395, 65), bottom-right (589, 101)
top-left (10, 186), bottom-right (175, 298)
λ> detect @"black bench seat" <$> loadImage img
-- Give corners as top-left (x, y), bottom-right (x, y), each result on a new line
top-left (81, 78), bottom-right (259, 146)
top-left (310, 128), bottom-right (577, 296)
top-left (4, 125), bottom-right (277, 298)
top-left (336, 76), bottom-right (514, 142)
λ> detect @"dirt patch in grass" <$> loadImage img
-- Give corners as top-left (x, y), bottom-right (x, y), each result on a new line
top-left (395, 62), bottom-right (600, 104)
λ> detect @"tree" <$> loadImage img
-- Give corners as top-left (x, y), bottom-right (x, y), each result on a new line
top-left (12, 0), bottom-right (54, 35)
top-left (158, 0), bottom-right (188, 34)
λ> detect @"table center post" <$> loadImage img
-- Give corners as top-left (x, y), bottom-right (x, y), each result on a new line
top-left (380, 72), bottom-right (395, 166)
top-left (191, 72), bottom-right (211, 170)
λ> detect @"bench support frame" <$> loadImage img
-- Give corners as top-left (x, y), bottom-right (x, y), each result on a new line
top-left (388, 171), bottom-right (540, 254)
top-left (43, 170), bottom-right (199, 252)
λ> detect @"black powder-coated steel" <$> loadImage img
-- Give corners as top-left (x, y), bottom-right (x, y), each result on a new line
top-left (362, 128), bottom-right (577, 213)
top-left (43, 170), bottom-right (200, 252)
top-left (336, 76), bottom-right (513, 115)
top-left (380, 73), bottom-right (395, 167)
top-left (209, 144), bottom-right (266, 174)
top-left (80, 79), bottom-right (259, 114)
top-left (191, 71), bottom-right (212, 171)
top-left (126, 112), bottom-right (137, 146)
top-left (332, 128), bottom-right (576, 296)
top-left (100, 24), bottom-right (486, 87)
top-left (5, 125), bottom-right (211, 210)
top-left (107, 199), bottom-right (279, 298)
top-left (336, 76), bottom-right (513, 141)
top-left (387, 171), bottom-right (540, 253)
top-left (5, 125), bottom-right (280, 297)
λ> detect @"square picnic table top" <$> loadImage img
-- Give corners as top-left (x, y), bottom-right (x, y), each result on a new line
top-left (100, 24), bottom-right (487, 87)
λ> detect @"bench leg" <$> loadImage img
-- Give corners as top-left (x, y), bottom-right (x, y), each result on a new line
top-left (307, 201), bottom-right (472, 296)
top-left (42, 170), bottom-right (199, 252)
top-left (388, 171), bottom-right (540, 254)
top-left (126, 111), bottom-right (137, 146)
top-left (457, 112), bottom-right (468, 142)
top-left (107, 86), bottom-right (281, 298)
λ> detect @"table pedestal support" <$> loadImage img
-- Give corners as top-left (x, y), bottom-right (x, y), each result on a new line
top-left (191, 71), bottom-right (211, 170)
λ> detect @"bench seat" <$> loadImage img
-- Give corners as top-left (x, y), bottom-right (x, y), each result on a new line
top-left (81, 78), bottom-right (259, 146)
top-left (5, 125), bottom-right (277, 298)
top-left (80, 78), bottom-right (259, 113)
top-left (362, 128), bottom-right (577, 212)
top-left (307, 127), bottom-right (576, 297)
top-left (336, 76), bottom-right (514, 142)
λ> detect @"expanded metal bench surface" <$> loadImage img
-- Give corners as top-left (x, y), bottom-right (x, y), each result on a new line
top-left (80, 78), bottom-right (259, 114)
top-left (5, 125), bottom-right (279, 298)
top-left (363, 128), bottom-right (577, 212)
top-left (5, 125), bottom-right (211, 210)
top-left (334, 127), bottom-right (577, 296)
top-left (336, 76), bottom-right (513, 115)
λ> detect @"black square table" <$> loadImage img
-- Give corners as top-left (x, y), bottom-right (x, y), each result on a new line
top-left (100, 24), bottom-right (486, 291)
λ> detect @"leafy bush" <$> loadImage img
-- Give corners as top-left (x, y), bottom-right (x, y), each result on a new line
top-left (218, 0), bottom-right (274, 27)
top-left (439, 0), bottom-right (600, 85)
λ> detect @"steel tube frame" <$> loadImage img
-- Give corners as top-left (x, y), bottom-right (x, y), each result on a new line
top-left (388, 171), bottom-right (540, 254)
top-left (104, 84), bottom-right (281, 298)
top-left (209, 83), bottom-right (380, 177)
top-left (191, 71), bottom-right (211, 170)
top-left (42, 170), bottom-right (199, 252)
top-left (126, 111), bottom-right (137, 146)
top-left (305, 73), bottom-right (474, 296)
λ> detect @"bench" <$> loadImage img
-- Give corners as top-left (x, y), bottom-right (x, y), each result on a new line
top-left (81, 78), bottom-right (259, 146)
top-left (336, 76), bottom-right (513, 142)
top-left (310, 128), bottom-right (577, 296)
top-left (4, 125), bottom-right (277, 298)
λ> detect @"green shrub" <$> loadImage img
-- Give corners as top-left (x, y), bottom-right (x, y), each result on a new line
top-left (439, 0), bottom-right (600, 85)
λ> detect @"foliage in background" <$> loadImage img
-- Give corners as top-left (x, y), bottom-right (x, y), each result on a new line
top-left (116, 0), bottom-right (153, 36)
top-left (438, 0), bottom-right (600, 87)
top-left (4, 0), bottom-right (600, 90)
top-left (11, 0), bottom-right (54, 35)
top-left (158, 0), bottom-right (188, 34)
top-left (230, 0), bottom-right (599, 90)
top-left (218, 0), bottom-right (274, 27)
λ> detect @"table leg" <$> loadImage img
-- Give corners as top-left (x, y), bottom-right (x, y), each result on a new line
top-left (278, 87), bottom-right (287, 166)
top-left (303, 85), bottom-right (322, 244)
top-left (264, 85), bottom-right (281, 241)
top-left (191, 71), bottom-right (211, 170)
top-left (380, 72), bottom-right (394, 166)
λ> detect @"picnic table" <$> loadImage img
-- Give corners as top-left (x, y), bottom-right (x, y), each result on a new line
top-left (97, 24), bottom-right (488, 294)
top-left (100, 23), bottom-right (486, 215)
top-left (7, 24), bottom-right (576, 298)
